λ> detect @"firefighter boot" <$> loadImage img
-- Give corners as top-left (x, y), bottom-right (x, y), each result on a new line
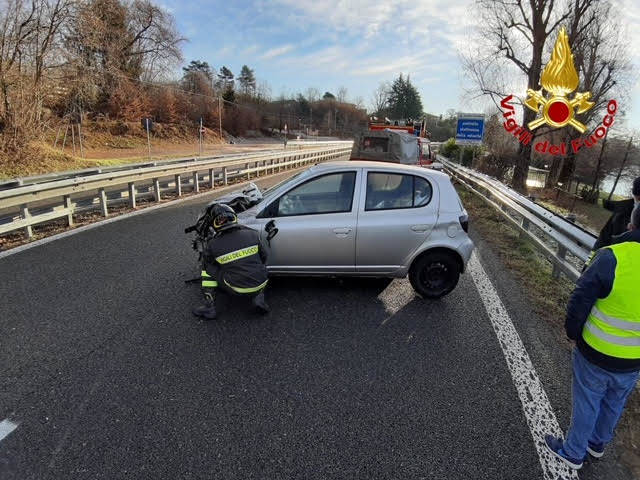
top-left (252, 291), bottom-right (270, 314)
top-left (192, 292), bottom-right (217, 320)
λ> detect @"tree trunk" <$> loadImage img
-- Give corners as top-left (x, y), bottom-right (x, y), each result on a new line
top-left (546, 157), bottom-right (562, 188)
top-left (607, 136), bottom-right (632, 201)
top-left (512, 28), bottom-right (544, 193)
top-left (558, 153), bottom-right (576, 186)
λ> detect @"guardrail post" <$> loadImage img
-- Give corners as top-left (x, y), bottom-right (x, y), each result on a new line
top-left (175, 174), bottom-right (182, 196)
top-left (552, 245), bottom-right (568, 279)
top-left (64, 195), bottom-right (74, 226)
top-left (99, 188), bottom-right (108, 217)
top-left (245, 163), bottom-right (250, 180)
top-left (153, 178), bottom-right (161, 202)
top-left (192, 172), bottom-right (199, 193)
top-left (222, 167), bottom-right (228, 186)
top-left (255, 161), bottom-right (260, 178)
top-left (128, 182), bottom-right (136, 208)
top-left (21, 204), bottom-right (33, 238)
top-left (209, 168), bottom-right (215, 188)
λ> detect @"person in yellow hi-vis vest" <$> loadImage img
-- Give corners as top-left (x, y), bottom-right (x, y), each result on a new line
top-left (545, 205), bottom-right (640, 470)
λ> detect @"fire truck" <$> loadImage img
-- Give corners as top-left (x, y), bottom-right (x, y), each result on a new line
top-left (350, 118), bottom-right (434, 166)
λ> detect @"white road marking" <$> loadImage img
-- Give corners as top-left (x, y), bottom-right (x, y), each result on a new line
top-left (0, 418), bottom-right (19, 442)
top-left (468, 253), bottom-right (578, 480)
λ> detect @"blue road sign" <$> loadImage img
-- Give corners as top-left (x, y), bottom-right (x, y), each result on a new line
top-left (456, 115), bottom-right (485, 144)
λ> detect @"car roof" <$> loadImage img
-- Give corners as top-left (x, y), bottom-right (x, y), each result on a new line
top-left (312, 160), bottom-right (450, 179)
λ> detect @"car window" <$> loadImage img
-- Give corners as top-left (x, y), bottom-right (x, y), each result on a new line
top-left (414, 176), bottom-right (433, 207)
top-left (276, 172), bottom-right (356, 216)
top-left (365, 172), bottom-right (432, 211)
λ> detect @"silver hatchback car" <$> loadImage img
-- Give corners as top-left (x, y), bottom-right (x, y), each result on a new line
top-left (236, 160), bottom-right (474, 298)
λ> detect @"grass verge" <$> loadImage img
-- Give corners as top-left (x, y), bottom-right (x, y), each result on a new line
top-left (458, 185), bottom-right (639, 478)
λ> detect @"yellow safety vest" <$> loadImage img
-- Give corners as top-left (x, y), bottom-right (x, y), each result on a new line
top-left (582, 242), bottom-right (640, 359)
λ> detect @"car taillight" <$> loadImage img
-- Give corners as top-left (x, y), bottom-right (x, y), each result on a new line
top-left (459, 214), bottom-right (469, 233)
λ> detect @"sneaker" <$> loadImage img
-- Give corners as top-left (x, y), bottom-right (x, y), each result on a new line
top-left (192, 303), bottom-right (217, 320)
top-left (544, 435), bottom-right (584, 470)
top-left (587, 441), bottom-right (605, 458)
top-left (252, 291), bottom-right (270, 314)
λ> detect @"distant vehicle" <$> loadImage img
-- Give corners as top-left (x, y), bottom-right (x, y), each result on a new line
top-left (418, 137), bottom-right (433, 166)
top-left (210, 161), bottom-right (474, 298)
top-left (350, 129), bottom-right (420, 165)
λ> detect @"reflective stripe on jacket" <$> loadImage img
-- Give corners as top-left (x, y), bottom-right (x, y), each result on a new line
top-left (582, 242), bottom-right (640, 360)
top-left (204, 225), bottom-right (269, 293)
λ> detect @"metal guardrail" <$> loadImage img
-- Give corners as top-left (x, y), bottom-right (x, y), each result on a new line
top-left (440, 155), bottom-right (597, 282)
top-left (0, 141), bottom-right (354, 190)
top-left (0, 143), bottom-right (353, 239)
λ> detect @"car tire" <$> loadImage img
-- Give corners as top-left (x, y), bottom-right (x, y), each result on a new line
top-left (409, 251), bottom-right (460, 299)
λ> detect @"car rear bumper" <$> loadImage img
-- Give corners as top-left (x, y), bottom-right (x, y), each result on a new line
top-left (457, 236), bottom-right (475, 271)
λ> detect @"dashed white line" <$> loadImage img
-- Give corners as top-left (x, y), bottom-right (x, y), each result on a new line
top-left (0, 418), bottom-right (19, 443)
top-left (468, 252), bottom-right (578, 480)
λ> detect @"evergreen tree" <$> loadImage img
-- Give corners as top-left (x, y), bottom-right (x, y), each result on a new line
top-left (217, 66), bottom-right (234, 90)
top-left (182, 60), bottom-right (214, 80)
top-left (322, 91), bottom-right (335, 100)
top-left (222, 86), bottom-right (235, 104)
top-left (182, 60), bottom-right (215, 93)
top-left (238, 65), bottom-right (256, 95)
top-left (387, 74), bottom-right (423, 120)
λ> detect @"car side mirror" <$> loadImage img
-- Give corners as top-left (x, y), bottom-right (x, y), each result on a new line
top-left (265, 220), bottom-right (276, 232)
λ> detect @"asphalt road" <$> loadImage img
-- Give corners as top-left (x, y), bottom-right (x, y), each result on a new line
top-left (0, 171), bottom-right (634, 479)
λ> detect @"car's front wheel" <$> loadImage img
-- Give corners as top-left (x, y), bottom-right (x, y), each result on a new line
top-left (409, 251), bottom-right (460, 299)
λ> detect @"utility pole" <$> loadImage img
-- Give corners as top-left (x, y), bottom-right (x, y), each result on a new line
top-left (145, 118), bottom-right (151, 161)
top-left (608, 136), bottom-right (633, 201)
top-left (218, 97), bottom-right (223, 139)
top-left (199, 117), bottom-right (203, 156)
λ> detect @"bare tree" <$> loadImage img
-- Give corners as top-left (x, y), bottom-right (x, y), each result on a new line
top-left (336, 86), bottom-right (348, 103)
top-left (353, 96), bottom-right (365, 111)
top-left (0, 0), bottom-right (73, 145)
top-left (464, 0), bottom-right (599, 192)
top-left (371, 81), bottom-right (390, 116)
top-left (305, 87), bottom-right (319, 103)
top-left (548, 2), bottom-right (632, 188)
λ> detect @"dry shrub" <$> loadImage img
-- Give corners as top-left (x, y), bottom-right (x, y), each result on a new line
top-left (108, 79), bottom-right (150, 121)
top-left (223, 106), bottom-right (259, 137)
top-left (476, 153), bottom-right (517, 182)
top-left (150, 86), bottom-right (179, 123)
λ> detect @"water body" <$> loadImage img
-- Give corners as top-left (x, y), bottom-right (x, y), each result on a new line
top-left (601, 175), bottom-right (634, 197)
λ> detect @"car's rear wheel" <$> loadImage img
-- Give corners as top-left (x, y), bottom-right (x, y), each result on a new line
top-left (409, 251), bottom-right (460, 299)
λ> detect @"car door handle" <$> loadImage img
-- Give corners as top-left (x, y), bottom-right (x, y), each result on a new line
top-left (411, 224), bottom-right (430, 232)
top-left (333, 228), bottom-right (352, 235)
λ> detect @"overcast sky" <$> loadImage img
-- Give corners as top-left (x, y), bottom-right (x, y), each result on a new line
top-left (161, 0), bottom-right (640, 131)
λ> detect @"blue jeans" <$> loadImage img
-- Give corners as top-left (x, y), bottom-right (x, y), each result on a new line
top-left (562, 348), bottom-right (639, 459)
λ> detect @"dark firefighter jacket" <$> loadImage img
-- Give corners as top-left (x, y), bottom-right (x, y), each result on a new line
top-left (204, 225), bottom-right (269, 293)
top-left (593, 198), bottom-right (635, 250)
top-left (565, 228), bottom-right (640, 372)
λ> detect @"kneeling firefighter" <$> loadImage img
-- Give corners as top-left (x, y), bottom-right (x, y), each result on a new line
top-left (193, 204), bottom-right (270, 320)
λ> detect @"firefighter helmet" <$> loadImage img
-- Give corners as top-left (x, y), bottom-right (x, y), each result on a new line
top-left (208, 203), bottom-right (238, 232)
